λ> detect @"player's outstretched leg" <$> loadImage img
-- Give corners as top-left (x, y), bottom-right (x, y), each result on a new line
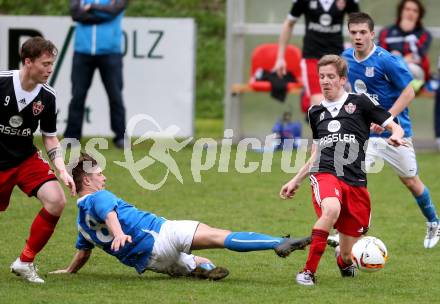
top-left (191, 223), bottom-right (310, 257)
top-left (224, 232), bottom-right (310, 257)
top-left (274, 235), bottom-right (312, 257)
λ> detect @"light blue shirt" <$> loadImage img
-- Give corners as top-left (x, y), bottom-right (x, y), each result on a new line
top-left (76, 190), bottom-right (165, 273)
top-left (342, 45), bottom-right (414, 138)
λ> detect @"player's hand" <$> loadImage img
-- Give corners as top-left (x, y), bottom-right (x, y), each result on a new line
top-left (49, 269), bottom-right (71, 274)
top-left (279, 178), bottom-right (301, 200)
top-left (370, 123), bottom-right (385, 134)
top-left (59, 169), bottom-right (77, 196)
top-left (387, 136), bottom-right (406, 147)
top-left (273, 58), bottom-right (287, 79)
top-left (111, 234), bottom-right (132, 251)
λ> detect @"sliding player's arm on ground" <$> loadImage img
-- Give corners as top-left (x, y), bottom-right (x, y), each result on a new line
top-left (49, 249), bottom-right (92, 274)
top-left (280, 143), bottom-right (317, 200)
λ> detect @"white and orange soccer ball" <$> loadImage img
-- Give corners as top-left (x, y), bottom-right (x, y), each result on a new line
top-left (351, 236), bottom-right (388, 272)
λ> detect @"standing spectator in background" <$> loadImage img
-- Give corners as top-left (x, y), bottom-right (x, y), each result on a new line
top-left (273, 0), bottom-right (359, 111)
top-left (64, 0), bottom-right (127, 148)
top-left (378, 0), bottom-right (431, 91)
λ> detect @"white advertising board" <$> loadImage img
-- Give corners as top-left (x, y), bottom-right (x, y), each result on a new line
top-left (0, 16), bottom-right (196, 137)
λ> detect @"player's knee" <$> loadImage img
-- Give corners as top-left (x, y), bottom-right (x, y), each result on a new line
top-left (321, 206), bottom-right (340, 223)
top-left (400, 176), bottom-right (422, 192)
top-left (42, 191), bottom-right (66, 215)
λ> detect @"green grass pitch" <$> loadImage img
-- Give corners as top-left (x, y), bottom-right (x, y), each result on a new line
top-left (1, 137), bottom-right (440, 303)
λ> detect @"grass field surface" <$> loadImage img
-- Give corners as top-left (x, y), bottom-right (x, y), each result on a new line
top-left (1, 135), bottom-right (440, 303)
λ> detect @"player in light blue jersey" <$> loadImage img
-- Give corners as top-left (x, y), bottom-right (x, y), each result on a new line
top-left (341, 12), bottom-right (440, 248)
top-left (50, 153), bottom-right (310, 280)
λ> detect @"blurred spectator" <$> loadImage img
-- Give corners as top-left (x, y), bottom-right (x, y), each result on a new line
top-left (272, 112), bottom-right (302, 150)
top-left (378, 0), bottom-right (431, 91)
top-left (435, 57), bottom-right (440, 150)
top-left (273, 0), bottom-right (359, 111)
top-left (64, 0), bottom-right (127, 148)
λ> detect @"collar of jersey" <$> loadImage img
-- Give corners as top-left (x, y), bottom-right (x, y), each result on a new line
top-left (77, 193), bottom-right (92, 205)
top-left (321, 91), bottom-right (348, 117)
top-left (13, 70), bottom-right (42, 112)
top-left (319, 0), bottom-right (334, 12)
top-left (353, 44), bottom-right (377, 63)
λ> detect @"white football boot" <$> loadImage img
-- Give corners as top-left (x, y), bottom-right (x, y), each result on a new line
top-left (10, 258), bottom-right (45, 283)
top-left (424, 222), bottom-right (440, 249)
top-left (296, 270), bottom-right (316, 286)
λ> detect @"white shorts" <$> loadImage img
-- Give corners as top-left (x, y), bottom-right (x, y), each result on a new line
top-left (365, 137), bottom-right (418, 178)
top-left (146, 220), bottom-right (199, 276)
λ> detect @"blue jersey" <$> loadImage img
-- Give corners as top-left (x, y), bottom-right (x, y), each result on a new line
top-left (342, 45), bottom-right (414, 137)
top-left (76, 190), bottom-right (165, 273)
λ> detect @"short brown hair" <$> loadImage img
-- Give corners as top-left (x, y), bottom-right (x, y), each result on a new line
top-left (317, 55), bottom-right (348, 78)
top-left (397, 0), bottom-right (425, 28)
top-left (20, 36), bottom-right (58, 65)
top-left (347, 12), bottom-right (375, 31)
top-left (72, 153), bottom-right (98, 193)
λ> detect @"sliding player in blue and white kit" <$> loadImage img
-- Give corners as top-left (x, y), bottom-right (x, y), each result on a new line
top-left (342, 12), bottom-right (440, 248)
top-left (50, 154), bottom-right (310, 280)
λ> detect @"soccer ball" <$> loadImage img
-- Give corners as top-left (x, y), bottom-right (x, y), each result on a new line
top-left (351, 236), bottom-right (388, 272)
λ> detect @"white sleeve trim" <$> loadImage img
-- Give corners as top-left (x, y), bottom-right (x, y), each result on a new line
top-left (41, 131), bottom-right (57, 137)
top-left (363, 93), bottom-right (379, 106)
top-left (287, 14), bottom-right (298, 21)
top-left (381, 116), bottom-right (394, 128)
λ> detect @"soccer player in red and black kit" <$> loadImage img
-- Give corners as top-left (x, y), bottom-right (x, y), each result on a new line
top-left (274, 0), bottom-right (359, 110)
top-left (0, 37), bottom-right (76, 283)
top-left (279, 55), bottom-right (405, 286)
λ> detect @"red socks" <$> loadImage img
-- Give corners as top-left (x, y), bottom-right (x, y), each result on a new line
top-left (304, 229), bottom-right (329, 273)
top-left (337, 254), bottom-right (353, 269)
top-left (20, 208), bottom-right (60, 262)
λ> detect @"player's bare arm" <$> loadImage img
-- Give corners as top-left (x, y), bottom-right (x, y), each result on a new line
top-left (280, 144), bottom-right (317, 199)
top-left (274, 18), bottom-right (296, 78)
top-left (49, 249), bottom-right (92, 274)
top-left (388, 83), bottom-right (415, 117)
top-left (105, 211), bottom-right (132, 251)
top-left (43, 135), bottom-right (76, 196)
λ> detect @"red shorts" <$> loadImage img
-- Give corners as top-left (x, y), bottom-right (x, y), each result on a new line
top-left (309, 173), bottom-right (371, 237)
top-left (300, 58), bottom-right (321, 112)
top-left (0, 151), bottom-right (57, 211)
top-left (301, 58), bottom-right (321, 97)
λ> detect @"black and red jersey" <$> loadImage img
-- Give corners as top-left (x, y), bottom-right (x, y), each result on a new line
top-left (289, 0), bottom-right (359, 58)
top-left (308, 92), bottom-right (391, 186)
top-left (378, 24), bottom-right (432, 80)
top-left (0, 70), bottom-right (57, 170)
